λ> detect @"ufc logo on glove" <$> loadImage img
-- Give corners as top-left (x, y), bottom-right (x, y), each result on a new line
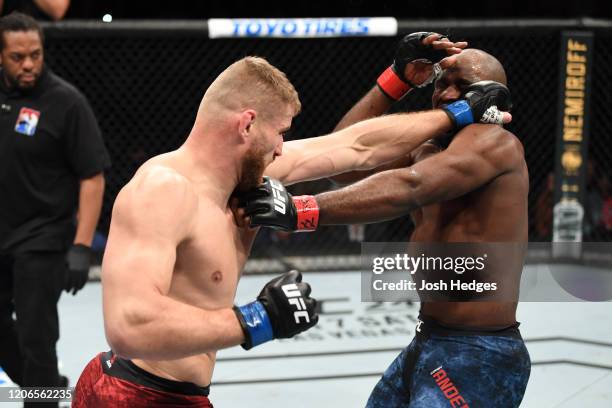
top-left (282, 283), bottom-right (310, 323)
top-left (269, 179), bottom-right (287, 214)
top-left (234, 270), bottom-right (318, 350)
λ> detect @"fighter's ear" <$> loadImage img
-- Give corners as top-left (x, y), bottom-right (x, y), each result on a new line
top-left (238, 109), bottom-right (257, 139)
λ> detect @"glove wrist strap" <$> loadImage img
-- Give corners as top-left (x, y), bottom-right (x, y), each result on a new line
top-left (234, 302), bottom-right (274, 350)
top-left (293, 195), bottom-right (319, 232)
top-left (442, 100), bottom-right (474, 129)
top-left (376, 66), bottom-right (412, 101)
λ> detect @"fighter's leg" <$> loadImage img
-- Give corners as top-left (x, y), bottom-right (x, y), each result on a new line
top-left (408, 334), bottom-right (531, 408)
top-left (365, 336), bottom-right (424, 408)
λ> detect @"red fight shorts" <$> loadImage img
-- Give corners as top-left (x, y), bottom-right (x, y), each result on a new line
top-left (73, 351), bottom-right (213, 407)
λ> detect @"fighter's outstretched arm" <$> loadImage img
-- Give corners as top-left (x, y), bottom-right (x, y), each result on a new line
top-left (317, 125), bottom-right (523, 225)
top-left (241, 125), bottom-right (523, 231)
top-left (265, 80), bottom-right (511, 186)
top-left (265, 109), bottom-right (456, 186)
top-left (102, 168), bottom-right (245, 360)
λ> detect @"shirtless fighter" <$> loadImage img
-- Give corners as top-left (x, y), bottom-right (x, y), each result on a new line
top-left (240, 35), bottom-right (531, 407)
top-left (73, 49), bottom-right (511, 406)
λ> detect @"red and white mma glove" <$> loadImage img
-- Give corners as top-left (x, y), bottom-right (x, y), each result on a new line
top-left (240, 177), bottom-right (319, 232)
top-left (377, 31), bottom-right (447, 100)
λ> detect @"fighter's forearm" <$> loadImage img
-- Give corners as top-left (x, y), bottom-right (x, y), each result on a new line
top-left (344, 109), bottom-right (451, 170)
top-left (333, 86), bottom-right (393, 132)
top-left (74, 173), bottom-right (105, 246)
top-left (106, 295), bottom-right (244, 360)
top-left (273, 109), bottom-right (451, 185)
top-left (317, 168), bottom-right (419, 225)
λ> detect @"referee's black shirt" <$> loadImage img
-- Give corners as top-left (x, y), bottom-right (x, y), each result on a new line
top-left (0, 67), bottom-right (111, 253)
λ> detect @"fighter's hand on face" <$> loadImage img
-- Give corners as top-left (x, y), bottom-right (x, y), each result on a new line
top-left (442, 80), bottom-right (513, 128)
top-left (424, 33), bottom-right (467, 56)
top-left (234, 270), bottom-right (318, 349)
top-left (378, 32), bottom-right (468, 100)
top-left (404, 34), bottom-right (467, 86)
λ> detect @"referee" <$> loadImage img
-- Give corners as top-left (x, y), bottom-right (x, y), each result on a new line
top-left (0, 12), bottom-right (110, 403)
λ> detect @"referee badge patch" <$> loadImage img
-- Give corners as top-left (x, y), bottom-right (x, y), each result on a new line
top-left (15, 107), bottom-right (41, 136)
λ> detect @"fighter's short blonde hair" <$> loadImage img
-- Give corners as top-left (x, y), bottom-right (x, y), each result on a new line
top-left (202, 56), bottom-right (301, 118)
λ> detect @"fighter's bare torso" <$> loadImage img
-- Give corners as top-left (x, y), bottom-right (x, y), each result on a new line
top-left (109, 151), bottom-right (256, 387)
top-left (409, 135), bottom-right (529, 327)
top-left (102, 104), bottom-right (467, 388)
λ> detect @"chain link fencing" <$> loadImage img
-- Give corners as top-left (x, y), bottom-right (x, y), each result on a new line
top-left (41, 21), bottom-right (612, 270)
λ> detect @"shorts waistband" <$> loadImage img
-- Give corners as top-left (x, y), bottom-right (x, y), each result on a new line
top-left (100, 351), bottom-right (210, 396)
top-left (415, 314), bottom-right (522, 339)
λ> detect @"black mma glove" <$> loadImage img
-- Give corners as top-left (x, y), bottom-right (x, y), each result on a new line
top-left (234, 270), bottom-right (318, 350)
top-left (65, 244), bottom-right (91, 295)
top-left (377, 31), bottom-right (448, 100)
top-left (239, 177), bottom-right (319, 232)
top-left (442, 80), bottom-right (513, 129)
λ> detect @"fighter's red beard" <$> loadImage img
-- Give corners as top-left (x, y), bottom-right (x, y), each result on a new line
top-left (235, 143), bottom-right (267, 193)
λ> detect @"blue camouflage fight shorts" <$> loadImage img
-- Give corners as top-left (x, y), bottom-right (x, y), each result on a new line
top-left (366, 314), bottom-right (531, 408)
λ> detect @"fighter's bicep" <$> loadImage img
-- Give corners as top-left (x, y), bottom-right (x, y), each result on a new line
top-left (408, 150), bottom-right (499, 206)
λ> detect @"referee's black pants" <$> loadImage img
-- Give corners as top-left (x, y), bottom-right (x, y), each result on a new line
top-left (0, 251), bottom-right (65, 403)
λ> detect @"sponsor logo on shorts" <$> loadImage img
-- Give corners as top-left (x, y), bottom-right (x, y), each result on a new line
top-left (430, 366), bottom-right (469, 407)
top-left (416, 318), bottom-right (423, 333)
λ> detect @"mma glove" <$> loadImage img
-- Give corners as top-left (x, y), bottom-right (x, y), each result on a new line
top-left (377, 31), bottom-right (448, 100)
top-left (442, 80), bottom-right (513, 129)
top-left (65, 244), bottom-right (91, 295)
top-left (239, 177), bottom-right (319, 232)
top-left (234, 270), bottom-right (318, 350)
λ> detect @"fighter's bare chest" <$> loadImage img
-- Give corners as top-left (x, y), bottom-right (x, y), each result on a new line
top-left (171, 207), bottom-right (249, 302)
